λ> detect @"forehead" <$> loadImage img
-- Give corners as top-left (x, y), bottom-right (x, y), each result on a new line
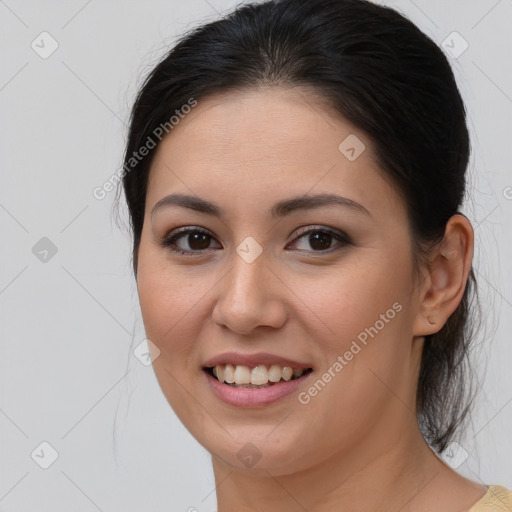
top-left (152, 87), bottom-right (362, 169)
top-left (146, 86), bottom-right (402, 221)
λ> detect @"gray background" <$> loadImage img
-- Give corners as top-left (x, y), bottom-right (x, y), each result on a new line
top-left (1, 0), bottom-right (511, 510)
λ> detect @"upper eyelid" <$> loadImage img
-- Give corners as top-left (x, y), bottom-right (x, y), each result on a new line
top-left (163, 225), bottom-right (349, 250)
top-left (165, 225), bottom-right (347, 240)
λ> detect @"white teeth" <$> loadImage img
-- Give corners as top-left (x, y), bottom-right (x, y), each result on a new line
top-left (210, 364), bottom-right (308, 386)
top-left (282, 366), bottom-right (293, 381)
top-left (224, 363), bottom-right (235, 384)
top-left (251, 365), bottom-right (269, 385)
top-left (268, 364), bottom-right (283, 382)
top-left (234, 365), bottom-right (251, 384)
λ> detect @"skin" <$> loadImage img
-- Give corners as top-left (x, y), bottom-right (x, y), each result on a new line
top-left (135, 86), bottom-right (486, 511)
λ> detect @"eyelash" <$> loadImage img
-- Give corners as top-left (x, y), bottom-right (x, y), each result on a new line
top-left (158, 226), bottom-right (351, 256)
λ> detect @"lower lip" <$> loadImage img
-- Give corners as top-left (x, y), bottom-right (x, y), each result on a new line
top-left (204, 369), bottom-right (314, 407)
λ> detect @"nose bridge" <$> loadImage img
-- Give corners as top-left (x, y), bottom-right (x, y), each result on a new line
top-left (225, 247), bottom-right (268, 309)
top-left (212, 243), bottom-right (285, 333)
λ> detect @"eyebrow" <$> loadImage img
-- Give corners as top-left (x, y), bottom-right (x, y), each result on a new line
top-left (151, 192), bottom-right (371, 219)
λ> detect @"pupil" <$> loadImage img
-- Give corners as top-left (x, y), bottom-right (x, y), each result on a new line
top-left (309, 232), bottom-right (331, 250)
top-left (189, 233), bottom-right (210, 250)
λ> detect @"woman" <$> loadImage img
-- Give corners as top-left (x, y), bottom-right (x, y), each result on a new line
top-left (116, 0), bottom-right (512, 509)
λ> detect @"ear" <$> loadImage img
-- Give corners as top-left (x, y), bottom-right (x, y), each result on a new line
top-left (412, 214), bottom-right (474, 336)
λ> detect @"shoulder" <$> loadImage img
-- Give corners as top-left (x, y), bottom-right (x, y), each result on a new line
top-left (469, 485), bottom-right (512, 511)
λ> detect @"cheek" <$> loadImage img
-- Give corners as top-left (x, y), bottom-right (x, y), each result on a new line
top-left (303, 251), bottom-right (411, 350)
top-left (297, 251), bottom-right (414, 410)
top-left (136, 247), bottom-right (206, 363)
top-left (135, 253), bottom-right (210, 424)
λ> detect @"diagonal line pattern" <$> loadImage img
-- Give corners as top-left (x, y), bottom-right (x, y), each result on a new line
top-left (0, 0), bottom-right (29, 28)
top-left (475, 267), bottom-right (512, 309)
top-left (0, 62), bottom-right (29, 93)
top-left (472, 61), bottom-right (512, 105)
top-left (60, 205), bottom-right (89, 233)
top-left (407, 0), bottom-right (439, 29)
top-left (201, 467), bottom-right (234, 502)
top-left (0, 472), bottom-right (30, 503)
top-left (367, 367), bottom-right (417, 417)
top-left (201, 0), bottom-right (221, 15)
top-left (471, 0), bottom-right (503, 30)
top-left (61, 471), bottom-right (104, 511)
top-left (61, 265), bottom-right (132, 335)
top-left (0, 201), bottom-right (30, 233)
top-left (264, 410), bottom-right (294, 438)
top-left (61, 369), bottom-right (132, 439)
top-left (61, 0), bottom-right (94, 29)
top-left (472, 396), bottom-right (512, 440)
top-left (0, 265), bottom-right (29, 297)
top-left (0, 408), bottom-right (29, 438)
top-left (473, 205), bottom-right (499, 231)
top-left (61, 61), bottom-right (126, 125)
top-left (397, 471), bottom-right (440, 512)
top-left (264, 471), bottom-right (309, 511)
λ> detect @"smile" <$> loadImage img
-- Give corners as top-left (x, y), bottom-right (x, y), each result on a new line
top-left (205, 364), bottom-right (314, 388)
top-left (203, 365), bottom-right (314, 407)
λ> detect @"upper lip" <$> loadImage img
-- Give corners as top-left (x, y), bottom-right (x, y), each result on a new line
top-left (203, 352), bottom-right (313, 370)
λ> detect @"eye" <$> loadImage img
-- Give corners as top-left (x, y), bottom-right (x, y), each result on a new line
top-left (158, 227), bottom-right (221, 255)
top-left (159, 225), bottom-right (351, 256)
top-left (286, 226), bottom-right (351, 253)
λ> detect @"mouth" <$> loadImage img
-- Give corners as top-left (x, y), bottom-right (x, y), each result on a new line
top-left (203, 364), bottom-right (314, 389)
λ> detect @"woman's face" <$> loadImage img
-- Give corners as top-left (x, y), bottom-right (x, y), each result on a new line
top-left (136, 87), bottom-right (425, 476)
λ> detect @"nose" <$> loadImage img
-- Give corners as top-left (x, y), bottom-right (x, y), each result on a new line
top-left (211, 251), bottom-right (287, 335)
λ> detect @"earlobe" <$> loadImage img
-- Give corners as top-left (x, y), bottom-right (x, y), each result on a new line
top-left (412, 214), bottom-right (474, 337)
